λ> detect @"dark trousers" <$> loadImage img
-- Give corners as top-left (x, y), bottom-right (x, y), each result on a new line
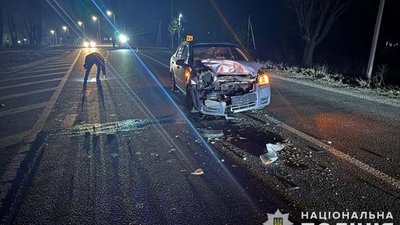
top-left (84, 63), bottom-right (101, 80)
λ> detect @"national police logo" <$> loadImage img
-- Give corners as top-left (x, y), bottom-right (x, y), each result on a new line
top-left (263, 209), bottom-right (293, 225)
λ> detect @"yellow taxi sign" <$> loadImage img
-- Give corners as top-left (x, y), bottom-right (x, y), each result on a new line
top-left (186, 35), bottom-right (194, 42)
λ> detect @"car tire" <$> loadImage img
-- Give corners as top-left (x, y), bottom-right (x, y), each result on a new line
top-left (170, 71), bottom-right (178, 91)
top-left (186, 86), bottom-right (195, 112)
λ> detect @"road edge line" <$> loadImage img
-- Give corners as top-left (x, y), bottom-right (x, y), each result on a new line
top-left (272, 75), bottom-right (400, 108)
top-left (263, 113), bottom-right (400, 190)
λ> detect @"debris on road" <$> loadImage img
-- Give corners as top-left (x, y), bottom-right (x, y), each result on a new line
top-left (259, 142), bottom-right (288, 165)
top-left (169, 148), bottom-right (176, 153)
top-left (202, 129), bottom-right (224, 140)
top-left (0, 103), bottom-right (5, 107)
top-left (191, 168), bottom-right (204, 176)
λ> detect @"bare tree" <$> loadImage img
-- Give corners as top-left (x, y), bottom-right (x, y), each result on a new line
top-left (0, 0), bottom-right (3, 47)
top-left (7, 14), bottom-right (18, 46)
top-left (287, 0), bottom-right (349, 67)
top-left (24, 0), bottom-right (42, 46)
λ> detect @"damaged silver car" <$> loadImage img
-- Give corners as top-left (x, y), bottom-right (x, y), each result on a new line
top-left (170, 42), bottom-right (271, 116)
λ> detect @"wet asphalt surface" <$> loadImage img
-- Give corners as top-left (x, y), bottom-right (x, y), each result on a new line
top-left (0, 48), bottom-right (399, 224)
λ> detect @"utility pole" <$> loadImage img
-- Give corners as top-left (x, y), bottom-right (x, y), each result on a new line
top-left (367, 0), bottom-right (385, 81)
top-left (247, 16), bottom-right (256, 50)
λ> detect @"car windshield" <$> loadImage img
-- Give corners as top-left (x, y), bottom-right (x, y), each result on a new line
top-left (192, 45), bottom-right (249, 62)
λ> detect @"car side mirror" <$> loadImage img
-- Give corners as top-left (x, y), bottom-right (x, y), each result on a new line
top-left (176, 59), bottom-right (186, 66)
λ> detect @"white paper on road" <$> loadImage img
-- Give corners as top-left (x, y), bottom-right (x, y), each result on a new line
top-left (191, 168), bottom-right (204, 176)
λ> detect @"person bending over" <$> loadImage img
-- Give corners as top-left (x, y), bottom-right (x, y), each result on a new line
top-left (83, 52), bottom-right (106, 81)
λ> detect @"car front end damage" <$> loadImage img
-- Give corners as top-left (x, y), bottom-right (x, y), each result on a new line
top-left (187, 59), bottom-right (271, 116)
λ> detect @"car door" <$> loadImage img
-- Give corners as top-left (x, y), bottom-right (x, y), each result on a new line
top-left (174, 44), bottom-right (189, 90)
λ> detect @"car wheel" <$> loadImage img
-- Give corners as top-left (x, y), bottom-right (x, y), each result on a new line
top-left (186, 86), bottom-right (195, 112)
top-left (170, 71), bottom-right (178, 91)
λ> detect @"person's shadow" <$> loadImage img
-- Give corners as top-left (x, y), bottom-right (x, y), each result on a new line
top-left (81, 79), bottom-right (88, 111)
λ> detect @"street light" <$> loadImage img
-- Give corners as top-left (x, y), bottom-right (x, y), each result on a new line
top-left (62, 26), bottom-right (70, 45)
top-left (78, 21), bottom-right (86, 36)
top-left (178, 13), bottom-right (183, 45)
top-left (92, 16), bottom-right (101, 44)
top-left (106, 10), bottom-right (116, 27)
top-left (50, 30), bottom-right (57, 45)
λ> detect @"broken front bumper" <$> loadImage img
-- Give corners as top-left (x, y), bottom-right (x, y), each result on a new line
top-left (199, 85), bottom-right (271, 116)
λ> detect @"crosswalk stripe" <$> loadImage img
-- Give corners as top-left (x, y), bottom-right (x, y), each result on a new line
top-left (0, 102), bottom-right (47, 117)
top-left (24, 66), bottom-right (70, 74)
top-left (0, 87), bottom-right (57, 101)
top-left (0, 78), bottom-right (62, 90)
top-left (0, 72), bottom-right (65, 82)
top-left (0, 131), bottom-right (30, 149)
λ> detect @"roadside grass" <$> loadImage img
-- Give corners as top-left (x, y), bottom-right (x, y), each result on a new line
top-left (265, 61), bottom-right (400, 99)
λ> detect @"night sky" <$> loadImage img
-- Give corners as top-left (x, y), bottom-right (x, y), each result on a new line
top-left (39, 0), bottom-right (399, 73)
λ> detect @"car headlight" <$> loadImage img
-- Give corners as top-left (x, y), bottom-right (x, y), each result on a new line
top-left (257, 69), bottom-right (270, 86)
top-left (89, 41), bottom-right (97, 48)
top-left (83, 41), bottom-right (90, 48)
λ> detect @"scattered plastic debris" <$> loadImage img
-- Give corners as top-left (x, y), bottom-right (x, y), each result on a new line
top-left (243, 157), bottom-right (247, 161)
top-left (220, 159), bottom-right (225, 162)
top-left (232, 165), bottom-right (238, 168)
top-left (202, 129), bottom-right (224, 140)
top-left (168, 149), bottom-right (176, 153)
top-left (195, 139), bottom-right (201, 144)
top-left (191, 168), bottom-right (204, 176)
top-left (259, 142), bottom-right (287, 165)
top-left (111, 152), bottom-right (118, 157)
top-left (327, 141), bottom-right (332, 145)
top-left (0, 104), bottom-right (5, 107)
top-left (150, 153), bottom-right (159, 157)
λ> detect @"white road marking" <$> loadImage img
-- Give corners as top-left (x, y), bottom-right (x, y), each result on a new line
top-left (0, 102), bottom-right (47, 117)
top-left (263, 113), bottom-right (400, 190)
top-left (61, 114), bottom-right (78, 128)
top-left (0, 131), bottom-right (30, 149)
top-left (139, 52), bottom-right (169, 68)
top-left (0, 50), bottom-right (82, 208)
top-left (0, 72), bottom-right (65, 82)
top-left (0, 87), bottom-right (57, 101)
top-left (25, 66), bottom-right (70, 74)
top-left (138, 52), bottom-right (185, 94)
top-left (0, 78), bottom-right (62, 90)
top-left (272, 75), bottom-right (400, 108)
top-left (33, 63), bottom-right (72, 70)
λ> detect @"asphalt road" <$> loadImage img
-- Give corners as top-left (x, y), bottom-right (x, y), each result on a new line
top-left (0, 48), bottom-right (399, 224)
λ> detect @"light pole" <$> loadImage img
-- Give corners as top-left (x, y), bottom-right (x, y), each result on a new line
top-left (50, 30), bottom-right (57, 45)
top-left (367, 0), bottom-right (385, 83)
top-left (78, 21), bottom-right (85, 36)
top-left (178, 13), bottom-right (183, 46)
top-left (92, 16), bottom-right (101, 44)
top-left (62, 26), bottom-right (70, 45)
top-left (106, 10), bottom-right (116, 27)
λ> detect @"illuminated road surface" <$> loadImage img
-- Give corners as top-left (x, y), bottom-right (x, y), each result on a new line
top-left (0, 48), bottom-right (398, 224)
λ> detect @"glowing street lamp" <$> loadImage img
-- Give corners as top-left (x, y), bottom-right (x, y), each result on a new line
top-left (50, 30), bottom-right (58, 45)
top-left (178, 13), bottom-right (183, 45)
top-left (106, 10), bottom-right (116, 26)
top-left (62, 26), bottom-right (70, 45)
top-left (77, 21), bottom-right (86, 35)
top-left (92, 16), bottom-right (101, 44)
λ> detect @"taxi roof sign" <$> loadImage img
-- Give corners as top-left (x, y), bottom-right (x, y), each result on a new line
top-left (186, 35), bottom-right (194, 42)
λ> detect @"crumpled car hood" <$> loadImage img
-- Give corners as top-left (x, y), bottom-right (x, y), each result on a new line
top-left (201, 59), bottom-right (264, 78)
